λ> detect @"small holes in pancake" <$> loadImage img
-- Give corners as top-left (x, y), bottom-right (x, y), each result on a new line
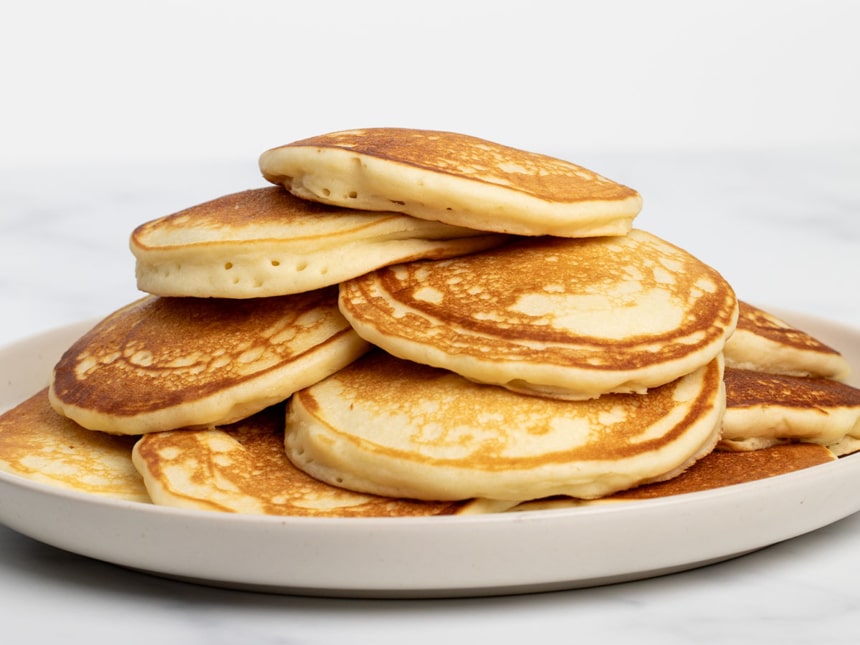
top-left (322, 188), bottom-right (331, 197)
top-left (296, 261), bottom-right (308, 272)
top-left (271, 259), bottom-right (281, 267)
top-left (347, 191), bottom-right (357, 199)
top-left (224, 262), bottom-right (233, 270)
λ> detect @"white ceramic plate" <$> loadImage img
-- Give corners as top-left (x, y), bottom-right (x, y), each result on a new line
top-left (1, 309), bottom-right (860, 598)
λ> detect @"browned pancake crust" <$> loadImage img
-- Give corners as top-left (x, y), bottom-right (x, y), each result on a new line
top-left (131, 187), bottom-right (339, 246)
top-left (51, 288), bottom-right (352, 418)
top-left (736, 301), bottom-right (843, 356)
top-left (725, 367), bottom-right (860, 409)
top-left (292, 349), bottom-right (724, 467)
top-left (608, 443), bottom-right (836, 499)
top-left (0, 389), bottom-right (146, 499)
top-left (131, 185), bottom-right (498, 251)
top-left (341, 235), bottom-right (736, 371)
top-left (271, 128), bottom-right (639, 205)
top-left (135, 404), bottom-right (464, 517)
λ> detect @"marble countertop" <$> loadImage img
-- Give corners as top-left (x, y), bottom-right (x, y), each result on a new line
top-left (1, 148), bottom-right (859, 644)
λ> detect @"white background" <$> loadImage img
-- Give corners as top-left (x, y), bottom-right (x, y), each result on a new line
top-left (0, 0), bottom-right (858, 339)
top-left (1, 0), bottom-right (859, 166)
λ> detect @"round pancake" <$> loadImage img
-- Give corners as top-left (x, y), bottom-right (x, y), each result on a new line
top-left (509, 442), bottom-right (837, 510)
top-left (132, 403), bottom-right (468, 517)
top-left (49, 289), bottom-right (370, 435)
top-left (284, 350), bottom-right (726, 502)
top-left (131, 186), bottom-right (506, 298)
top-left (259, 128), bottom-right (642, 237)
top-left (0, 389), bottom-right (149, 502)
top-left (338, 229), bottom-right (738, 400)
top-left (719, 367), bottom-right (860, 455)
top-left (724, 301), bottom-right (851, 379)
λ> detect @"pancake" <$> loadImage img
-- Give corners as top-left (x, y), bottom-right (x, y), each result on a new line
top-left (132, 403), bottom-right (476, 517)
top-left (338, 229), bottom-right (738, 400)
top-left (49, 288), bottom-right (370, 435)
top-left (259, 128), bottom-right (642, 237)
top-left (284, 349), bottom-right (726, 502)
top-left (131, 186), bottom-right (506, 299)
top-left (509, 442), bottom-right (837, 510)
top-left (0, 389), bottom-right (149, 502)
top-left (718, 367), bottom-right (860, 455)
top-left (723, 301), bottom-right (851, 379)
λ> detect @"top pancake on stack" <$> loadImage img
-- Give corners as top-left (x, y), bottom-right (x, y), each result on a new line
top-left (259, 127), bottom-right (643, 237)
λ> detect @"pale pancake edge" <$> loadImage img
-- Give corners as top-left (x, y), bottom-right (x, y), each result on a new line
top-left (131, 186), bottom-right (506, 298)
top-left (719, 367), bottom-right (860, 454)
top-left (284, 350), bottom-right (726, 502)
top-left (724, 301), bottom-right (851, 379)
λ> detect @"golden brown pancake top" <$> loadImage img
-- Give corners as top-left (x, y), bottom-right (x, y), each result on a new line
top-left (725, 367), bottom-right (860, 409)
top-left (599, 443), bottom-right (835, 500)
top-left (736, 301), bottom-right (843, 356)
top-left (131, 186), bottom-right (473, 249)
top-left (294, 349), bottom-right (723, 467)
top-left (51, 289), bottom-right (352, 418)
top-left (133, 187), bottom-right (333, 243)
top-left (135, 403), bottom-right (464, 517)
top-left (0, 389), bottom-right (147, 500)
top-left (275, 128), bottom-right (640, 205)
top-left (341, 233), bottom-right (737, 371)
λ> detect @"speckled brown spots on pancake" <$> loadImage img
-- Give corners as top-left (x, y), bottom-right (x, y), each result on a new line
top-left (338, 230), bottom-right (737, 398)
top-left (735, 301), bottom-right (842, 356)
top-left (511, 443), bottom-right (836, 509)
top-left (131, 185), bottom-right (506, 298)
top-left (284, 350), bottom-right (725, 501)
top-left (133, 403), bottom-right (464, 517)
top-left (260, 128), bottom-right (642, 237)
top-left (0, 389), bottom-right (148, 501)
top-left (360, 235), bottom-right (733, 368)
top-left (725, 367), bottom-right (860, 409)
top-left (278, 128), bottom-right (638, 204)
top-left (132, 187), bottom-right (337, 243)
top-left (51, 291), bottom-right (347, 416)
top-left (49, 288), bottom-right (370, 434)
top-left (298, 350), bottom-right (721, 467)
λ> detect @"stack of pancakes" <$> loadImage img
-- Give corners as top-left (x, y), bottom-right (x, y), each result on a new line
top-left (2, 128), bottom-right (859, 516)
